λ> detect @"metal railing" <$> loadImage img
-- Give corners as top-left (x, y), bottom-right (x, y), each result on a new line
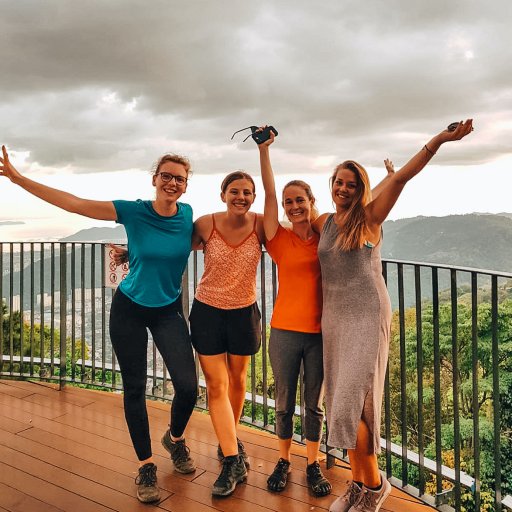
top-left (1, 242), bottom-right (512, 511)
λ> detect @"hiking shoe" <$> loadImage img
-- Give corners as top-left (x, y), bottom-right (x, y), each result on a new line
top-left (306, 461), bottom-right (332, 497)
top-left (217, 437), bottom-right (250, 469)
top-left (212, 455), bottom-right (247, 497)
top-left (161, 430), bottom-right (196, 474)
top-left (135, 463), bottom-right (160, 503)
top-left (329, 481), bottom-right (363, 512)
top-left (236, 438), bottom-right (251, 469)
top-left (350, 478), bottom-right (391, 512)
top-left (267, 458), bottom-right (291, 492)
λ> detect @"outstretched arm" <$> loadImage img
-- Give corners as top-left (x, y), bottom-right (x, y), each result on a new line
top-left (1, 145), bottom-right (117, 221)
top-left (366, 119), bottom-right (473, 228)
top-left (257, 128), bottom-right (280, 241)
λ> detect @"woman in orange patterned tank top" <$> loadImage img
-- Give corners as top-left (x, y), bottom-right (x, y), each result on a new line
top-left (190, 171), bottom-right (266, 497)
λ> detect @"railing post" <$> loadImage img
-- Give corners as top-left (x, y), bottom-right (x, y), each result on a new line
top-left (59, 243), bottom-right (67, 390)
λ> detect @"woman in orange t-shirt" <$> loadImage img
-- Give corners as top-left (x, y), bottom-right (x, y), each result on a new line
top-left (257, 131), bottom-right (332, 497)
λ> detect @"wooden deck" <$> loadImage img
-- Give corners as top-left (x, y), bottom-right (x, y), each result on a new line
top-left (0, 379), bottom-right (433, 512)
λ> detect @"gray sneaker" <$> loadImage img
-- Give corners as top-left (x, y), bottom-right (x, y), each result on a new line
top-left (212, 455), bottom-right (247, 497)
top-left (350, 479), bottom-right (391, 512)
top-left (161, 430), bottom-right (196, 474)
top-left (329, 481), bottom-right (363, 512)
top-left (135, 463), bottom-right (160, 503)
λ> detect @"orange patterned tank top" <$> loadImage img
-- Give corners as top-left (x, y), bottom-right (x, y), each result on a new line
top-left (195, 213), bottom-right (262, 309)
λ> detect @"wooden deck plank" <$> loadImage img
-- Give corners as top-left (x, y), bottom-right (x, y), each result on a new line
top-left (0, 482), bottom-right (63, 512)
top-left (0, 380), bottom-right (434, 512)
top-left (0, 461), bottom-right (113, 512)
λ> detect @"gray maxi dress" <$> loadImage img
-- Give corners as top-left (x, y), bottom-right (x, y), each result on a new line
top-left (318, 214), bottom-right (391, 453)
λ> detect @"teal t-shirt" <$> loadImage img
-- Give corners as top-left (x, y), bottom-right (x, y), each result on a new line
top-left (113, 200), bottom-right (193, 307)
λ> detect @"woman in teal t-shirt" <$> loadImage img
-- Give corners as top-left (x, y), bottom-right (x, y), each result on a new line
top-left (0, 147), bottom-right (198, 504)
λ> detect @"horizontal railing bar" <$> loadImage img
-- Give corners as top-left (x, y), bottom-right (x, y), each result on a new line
top-left (382, 258), bottom-right (512, 278)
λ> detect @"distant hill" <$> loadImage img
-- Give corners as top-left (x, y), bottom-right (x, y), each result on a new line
top-left (57, 213), bottom-right (512, 274)
top-left (59, 225), bottom-right (127, 243)
top-left (381, 214), bottom-right (512, 273)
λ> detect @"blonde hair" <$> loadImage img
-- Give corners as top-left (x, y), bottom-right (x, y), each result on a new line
top-left (330, 160), bottom-right (372, 251)
top-left (282, 180), bottom-right (319, 221)
top-left (153, 154), bottom-right (192, 176)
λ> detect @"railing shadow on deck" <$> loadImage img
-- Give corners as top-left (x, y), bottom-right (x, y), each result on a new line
top-left (1, 241), bottom-right (512, 511)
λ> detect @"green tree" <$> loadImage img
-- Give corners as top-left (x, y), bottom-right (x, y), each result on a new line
top-left (1, 300), bottom-right (88, 374)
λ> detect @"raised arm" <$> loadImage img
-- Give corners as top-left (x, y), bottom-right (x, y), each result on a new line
top-left (366, 119), bottom-right (473, 229)
top-left (1, 145), bottom-right (117, 221)
top-left (371, 158), bottom-right (396, 200)
top-left (257, 129), bottom-right (280, 241)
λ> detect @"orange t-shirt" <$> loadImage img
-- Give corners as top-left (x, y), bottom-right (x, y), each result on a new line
top-left (265, 225), bottom-right (322, 333)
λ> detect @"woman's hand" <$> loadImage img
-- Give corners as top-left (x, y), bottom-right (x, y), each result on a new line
top-left (108, 244), bottom-right (128, 266)
top-left (257, 125), bottom-right (275, 149)
top-left (1, 144), bottom-right (117, 220)
top-left (384, 158), bottom-right (395, 175)
top-left (436, 119), bottom-right (474, 144)
top-left (0, 145), bottom-right (23, 184)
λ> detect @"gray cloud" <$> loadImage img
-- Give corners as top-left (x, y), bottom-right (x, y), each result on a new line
top-left (1, 0), bottom-right (511, 173)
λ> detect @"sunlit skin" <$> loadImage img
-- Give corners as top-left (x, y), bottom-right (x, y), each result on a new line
top-left (192, 175), bottom-right (265, 461)
top-left (282, 185), bottom-right (313, 231)
top-left (221, 178), bottom-right (256, 218)
top-left (331, 168), bottom-right (358, 213)
top-left (151, 161), bottom-right (188, 216)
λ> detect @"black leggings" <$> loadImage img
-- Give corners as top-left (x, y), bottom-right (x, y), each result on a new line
top-left (109, 289), bottom-right (198, 461)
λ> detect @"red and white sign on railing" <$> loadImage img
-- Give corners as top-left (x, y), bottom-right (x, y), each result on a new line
top-left (104, 245), bottom-right (129, 289)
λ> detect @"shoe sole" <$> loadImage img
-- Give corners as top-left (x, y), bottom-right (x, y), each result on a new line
top-left (211, 474), bottom-right (247, 497)
top-left (161, 436), bottom-right (196, 474)
top-left (373, 485), bottom-right (392, 512)
top-left (136, 491), bottom-right (160, 503)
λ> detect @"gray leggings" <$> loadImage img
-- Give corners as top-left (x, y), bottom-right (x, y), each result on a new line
top-left (269, 328), bottom-right (325, 441)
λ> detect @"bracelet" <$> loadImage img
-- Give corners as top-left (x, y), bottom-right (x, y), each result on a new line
top-left (423, 144), bottom-right (436, 156)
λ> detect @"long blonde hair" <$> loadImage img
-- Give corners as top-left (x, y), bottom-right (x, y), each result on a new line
top-left (330, 160), bottom-right (372, 251)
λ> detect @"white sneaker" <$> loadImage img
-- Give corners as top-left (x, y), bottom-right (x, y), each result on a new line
top-left (329, 481), bottom-right (363, 512)
top-left (349, 478), bottom-right (391, 512)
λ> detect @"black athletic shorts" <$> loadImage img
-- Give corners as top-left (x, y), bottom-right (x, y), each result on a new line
top-left (189, 299), bottom-right (262, 356)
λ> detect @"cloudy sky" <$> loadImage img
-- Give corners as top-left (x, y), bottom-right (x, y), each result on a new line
top-left (1, 0), bottom-right (511, 240)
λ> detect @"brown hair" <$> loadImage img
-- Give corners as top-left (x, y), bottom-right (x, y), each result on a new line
top-left (330, 160), bottom-right (372, 251)
top-left (152, 154), bottom-right (192, 176)
top-left (282, 180), bottom-right (319, 221)
top-left (221, 171), bottom-right (255, 193)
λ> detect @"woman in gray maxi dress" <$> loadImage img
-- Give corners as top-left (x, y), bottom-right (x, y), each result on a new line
top-left (315, 120), bottom-right (473, 512)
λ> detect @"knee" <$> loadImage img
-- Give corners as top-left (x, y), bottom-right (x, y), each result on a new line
top-left (304, 401), bottom-right (324, 417)
top-left (175, 380), bottom-right (198, 405)
top-left (122, 377), bottom-right (146, 400)
top-left (228, 370), bottom-right (246, 390)
top-left (206, 378), bottom-right (229, 400)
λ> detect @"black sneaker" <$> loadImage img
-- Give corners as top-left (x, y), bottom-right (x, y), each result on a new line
top-left (212, 455), bottom-right (247, 497)
top-left (135, 463), bottom-right (160, 503)
top-left (306, 461), bottom-right (332, 497)
top-left (217, 438), bottom-right (250, 469)
top-left (267, 458), bottom-right (291, 492)
top-left (161, 430), bottom-right (196, 474)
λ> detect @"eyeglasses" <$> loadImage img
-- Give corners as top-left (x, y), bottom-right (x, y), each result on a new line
top-left (156, 172), bottom-right (188, 186)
